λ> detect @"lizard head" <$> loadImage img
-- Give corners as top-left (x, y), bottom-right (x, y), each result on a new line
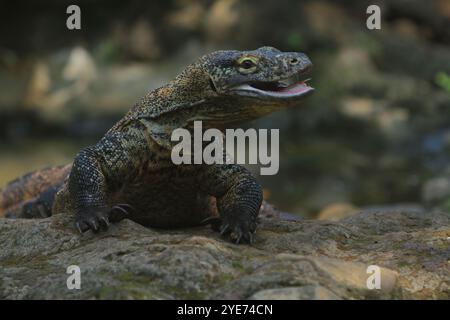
top-left (186, 46), bottom-right (315, 124)
top-left (137, 47), bottom-right (314, 148)
top-left (202, 46), bottom-right (313, 103)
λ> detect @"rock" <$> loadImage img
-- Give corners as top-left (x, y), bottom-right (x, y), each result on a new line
top-left (360, 204), bottom-right (426, 216)
top-left (422, 176), bottom-right (450, 204)
top-left (249, 285), bottom-right (341, 300)
top-left (317, 202), bottom-right (359, 221)
top-left (259, 201), bottom-right (303, 221)
top-left (312, 256), bottom-right (398, 293)
top-left (1, 207), bottom-right (449, 300)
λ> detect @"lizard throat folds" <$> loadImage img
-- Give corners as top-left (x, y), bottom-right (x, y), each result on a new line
top-left (228, 73), bottom-right (314, 100)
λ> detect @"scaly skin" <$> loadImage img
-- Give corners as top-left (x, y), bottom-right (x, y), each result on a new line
top-left (0, 47), bottom-right (313, 244)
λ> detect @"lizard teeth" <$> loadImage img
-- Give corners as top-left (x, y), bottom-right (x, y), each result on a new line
top-left (229, 71), bottom-right (314, 99)
top-left (230, 82), bottom-right (314, 99)
top-left (277, 81), bottom-right (291, 88)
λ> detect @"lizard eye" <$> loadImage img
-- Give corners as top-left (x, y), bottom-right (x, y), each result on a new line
top-left (241, 59), bottom-right (255, 69)
top-left (237, 56), bottom-right (258, 74)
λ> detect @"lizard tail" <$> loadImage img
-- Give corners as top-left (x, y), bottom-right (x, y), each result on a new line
top-left (0, 164), bottom-right (72, 218)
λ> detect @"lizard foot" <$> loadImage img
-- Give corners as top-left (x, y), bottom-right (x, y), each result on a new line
top-left (202, 215), bottom-right (257, 245)
top-left (75, 204), bottom-right (135, 233)
top-left (75, 208), bottom-right (110, 233)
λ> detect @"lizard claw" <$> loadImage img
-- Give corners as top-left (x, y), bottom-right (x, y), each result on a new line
top-left (87, 219), bottom-right (99, 232)
top-left (200, 216), bottom-right (220, 225)
top-left (216, 210), bottom-right (258, 245)
top-left (205, 217), bottom-right (254, 244)
top-left (248, 232), bottom-right (254, 245)
top-left (234, 233), bottom-right (243, 244)
top-left (201, 216), bottom-right (222, 231)
top-left (219, 223), bottom-right (230, 235)
top-left (74, 208), bottom-right (110, 234)
top-left (112, 203), bottom-right (134, 216)
top-left (117, 203), bottom-right (134, 211)
top-left (100, 216), bottom-right (110, 227)
top-left (112, 206), bottom-right (128, 216)
top-left (107, 203), bottom-right (135, 223)
top-left (75, 221), bottom-right (87, 234)
top-left (231, 229), bottom-right (255, 245)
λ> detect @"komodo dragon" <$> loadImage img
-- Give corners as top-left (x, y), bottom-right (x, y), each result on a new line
top-left (0, 47), bottom-right (314, 244)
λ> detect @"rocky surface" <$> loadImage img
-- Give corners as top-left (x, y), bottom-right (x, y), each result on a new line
top-left (1, 207), bottom-right (449, 300)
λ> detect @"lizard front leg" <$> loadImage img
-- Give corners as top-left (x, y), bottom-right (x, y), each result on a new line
top-left (69, 146), bottom-right (111, 232)
top-left (198, 164), bottom-right (263, 244)
top-left (69, 129), bottom-right (145, 233)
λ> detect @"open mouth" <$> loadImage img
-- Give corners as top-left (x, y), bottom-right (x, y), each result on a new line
top-left (229, 73), bottom-right (314, 99)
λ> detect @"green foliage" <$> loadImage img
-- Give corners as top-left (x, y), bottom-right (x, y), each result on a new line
top-left (95, 38), bottom-right (121, 63)
top-left (435, 72), bottom-right (450, 94)
top-left (286, 32), bottom-right (302, 50)
top-left (354, 32), bottom-right (381, 56)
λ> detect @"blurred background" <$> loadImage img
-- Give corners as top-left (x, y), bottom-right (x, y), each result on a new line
top-left (0, 0), bottom-right (449, 218)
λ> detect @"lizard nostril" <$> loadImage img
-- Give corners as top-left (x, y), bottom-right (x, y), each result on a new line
top-left (289, 58), bottom-right (299, 65)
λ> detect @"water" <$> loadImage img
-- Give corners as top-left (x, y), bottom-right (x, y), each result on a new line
top-left (0, 138), bottom-right (92, 188)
